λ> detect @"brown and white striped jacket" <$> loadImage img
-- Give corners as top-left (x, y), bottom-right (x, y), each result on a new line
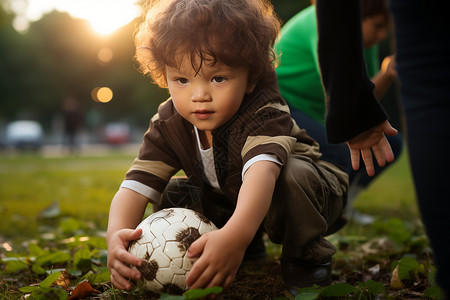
top-left (122, 71), bottom-right (323, 204)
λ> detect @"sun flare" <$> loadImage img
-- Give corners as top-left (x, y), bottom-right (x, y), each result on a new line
top-left (14, 0), bottom-right (142, 35)
top-left (57, 0), bottom-right (142, 35)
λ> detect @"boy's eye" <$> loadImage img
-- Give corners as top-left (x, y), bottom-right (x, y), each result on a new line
top-left (212, 76), bottom-right (226, 83)
top-left (176, 78), bottom-right (189, 84)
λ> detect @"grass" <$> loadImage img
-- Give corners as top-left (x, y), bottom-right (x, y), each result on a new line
top-left (0, 150), bottom-right (136, 247)
top-left (0, 147), bottom-right (442, 299)
top-left (354, 153), bottom-right (418, 220)
top-left (0, 149), bottom-right (417, 239)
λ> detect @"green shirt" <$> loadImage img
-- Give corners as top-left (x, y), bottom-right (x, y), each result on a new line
top-left (275, 5), bottom-right (378, 123)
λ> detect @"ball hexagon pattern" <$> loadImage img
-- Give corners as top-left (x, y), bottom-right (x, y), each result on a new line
top-left (128, 207), bottom-right (218, 294)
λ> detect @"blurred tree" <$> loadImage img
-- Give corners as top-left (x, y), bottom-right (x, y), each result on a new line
top-left (0, 0), bottom-right (312, 138)
top-left (0, 6), bottom-right (38, 120)
top-left (272, 0), bottom-right (311, 23)
top-left (0, 6), bottom-right (166, 134)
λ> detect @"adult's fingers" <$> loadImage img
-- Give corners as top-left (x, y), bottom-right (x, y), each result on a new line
top-left (371, 143), bottom-right (386, 168)
top-left (349, 147), bottom-right (361, 171)
top-left (361, 148), bottom-right (375, 177)
top-left (380, 136), bottom-right (395, 163)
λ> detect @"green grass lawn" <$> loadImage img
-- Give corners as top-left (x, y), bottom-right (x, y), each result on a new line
top-left (0, 151), bottom-right (137, 246)
top-left (1, 148), bottom-right (441, 299)
top-left (0, 148), bottom-right (417, 245)
top-left (353, 152), bottom-right (418, 220)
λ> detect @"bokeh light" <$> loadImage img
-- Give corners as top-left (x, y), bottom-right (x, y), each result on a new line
top-left (97, 47), bottom-right (114, 65)
top-left (91, 87), bottom-right (113, 103)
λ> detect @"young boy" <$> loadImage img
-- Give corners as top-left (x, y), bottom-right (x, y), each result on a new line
top-left (106, 0), bottom-right (348, 294)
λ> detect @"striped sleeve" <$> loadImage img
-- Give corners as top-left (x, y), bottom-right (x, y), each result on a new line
top-left (241, 101), bottom-right (296, 166)
top-left (123, 112), bottom-right (181, 202)
top-left (241, 100), bottom-right (322, 166)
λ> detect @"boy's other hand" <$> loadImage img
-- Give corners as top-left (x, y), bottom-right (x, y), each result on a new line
top-left (107, 228), bottom-right (143, 290)
top-left (186, 228), bottom-right (246, 291)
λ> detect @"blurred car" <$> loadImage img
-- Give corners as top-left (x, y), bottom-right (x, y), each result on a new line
top-left (103, 122), bottom-right (130, 145)
top-left (6, 120), bottom-right (43, 150)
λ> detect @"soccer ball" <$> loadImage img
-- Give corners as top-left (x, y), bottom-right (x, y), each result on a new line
top-left (128, 207), bottom-right (218, 294)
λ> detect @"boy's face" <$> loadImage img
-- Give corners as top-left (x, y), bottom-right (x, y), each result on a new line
top-left (166, 55), bottom-right (255, 133)
top-left (362, 14), bottom-right (388, 48)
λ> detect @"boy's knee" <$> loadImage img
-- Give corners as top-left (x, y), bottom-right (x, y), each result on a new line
top-left (280, 155), bottom-right (323, 194)
top-left (275, 155), bottom-right (348, 233)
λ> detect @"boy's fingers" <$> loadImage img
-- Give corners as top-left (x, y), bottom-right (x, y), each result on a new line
top-left (110, 267), bottom-right (132, 290)
top-left (186, 247), bottom-right (211, 288)
top-left (115, 228), bottom-right (143, 266)
top-left (132, 228), bottom-right (143, 238)
top-left (187, 234), bottom-right (207, 258)
top-left (115, 256), bottom-right (141, 279)
top-left (109, 258), bottom-right (141, 291)
top-left (117, 248), bottom-right (142, 267)
top-left (119, 228), bottom-right (142, 241)
top-left (224, 276), bottom-right (234, 290)
top-left (186, 260), bottom-right (211, 289)
top-left (207, 272), bottom-right (228, 289)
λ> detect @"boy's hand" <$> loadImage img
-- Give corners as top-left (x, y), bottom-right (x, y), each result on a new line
top-left (107, 228), bottom-right (143, 290)
top-left (185, 228), bottom-right (247, 291)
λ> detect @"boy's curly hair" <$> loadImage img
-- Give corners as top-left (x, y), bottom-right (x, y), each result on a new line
top-left (134, 0), bottom-right (281, 88)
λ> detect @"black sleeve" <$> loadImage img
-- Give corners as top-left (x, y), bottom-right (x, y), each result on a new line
top-left (316, 0), bottom-right (387, 144)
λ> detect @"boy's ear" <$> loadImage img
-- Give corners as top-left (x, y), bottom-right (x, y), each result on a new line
top-left (246, 81), bottom-right (257, 94)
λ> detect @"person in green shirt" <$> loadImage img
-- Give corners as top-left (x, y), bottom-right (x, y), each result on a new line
top-left (275, 0), bottom-right (403, 224)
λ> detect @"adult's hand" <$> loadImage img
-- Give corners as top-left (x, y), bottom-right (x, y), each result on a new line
top-left (347, 120), bottom-right (398, 176)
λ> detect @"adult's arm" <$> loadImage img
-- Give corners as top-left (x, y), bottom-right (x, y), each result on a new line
top-left (316, 0), bottom-right (387, 143)
top-left (315, 0), bottom-right (397, 176)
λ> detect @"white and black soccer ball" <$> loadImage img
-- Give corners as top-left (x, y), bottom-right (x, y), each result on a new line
top-left (128, 207), bottom-right (218, 294)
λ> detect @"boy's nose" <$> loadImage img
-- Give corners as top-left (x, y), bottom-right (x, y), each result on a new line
top-left (191, 85), bottom-right (212, 102)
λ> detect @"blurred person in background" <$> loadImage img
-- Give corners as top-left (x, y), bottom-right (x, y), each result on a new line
top-left (275, 0), bottom-right (403, 224)
top-left (316, 0), bottom-right (450, 297)
top-left (62, 95), bottom-right (83, 154)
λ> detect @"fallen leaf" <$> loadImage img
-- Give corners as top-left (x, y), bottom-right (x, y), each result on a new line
top-left (38, 200), bottom-right (61, 219)
top-left (54, 270), bottom-right (71, 289)
top-left (361, 237), bottom-right (395, 255)
top-left (367, 264), bottom-right (380, 277)
top-left (68, 280), bottom-right (100, 300)
top-left (390, 265), bottom-right (404, 290)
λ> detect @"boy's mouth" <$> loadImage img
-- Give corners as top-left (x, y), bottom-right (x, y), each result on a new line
top-left (193, 110), bottom-right (214, 120)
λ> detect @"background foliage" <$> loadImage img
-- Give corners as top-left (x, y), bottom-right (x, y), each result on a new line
top-left (0, 0), bottom-right (310, 140)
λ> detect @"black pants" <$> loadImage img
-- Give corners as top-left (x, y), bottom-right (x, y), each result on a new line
top-left (391, 0), bottom-right (450, 293)
top-left (154, 155), bottom-right (348, 263)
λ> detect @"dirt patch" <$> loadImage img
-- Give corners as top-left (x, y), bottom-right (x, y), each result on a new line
top-left (225, 258), bottom-right (286, 299)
